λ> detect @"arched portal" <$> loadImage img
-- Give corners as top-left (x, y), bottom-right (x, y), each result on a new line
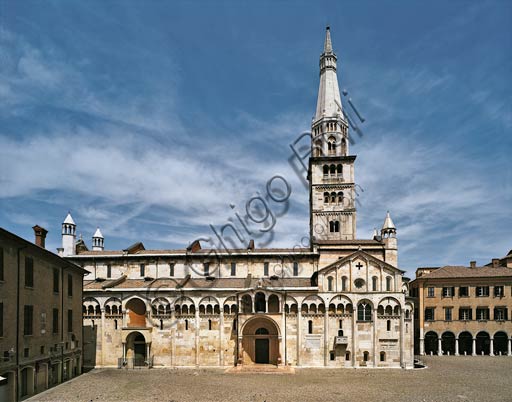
top-left (458, 331), bottom-right (473, 355)
top-left (242, 317), bottom-right (280, 365)
top-left (476, 331), bottom-right (490, 355)
top-left (494, 332), bottom-right (508, 355)
top-left (126, 331), bottom-right (147, 366)
top-left (424, 331), bottom-right (438, 355)
top-left (441, 332), bottom-right (456, 355)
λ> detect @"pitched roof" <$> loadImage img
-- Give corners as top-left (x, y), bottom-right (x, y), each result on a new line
top-left (318, 249), bottom-right (404, 274)
top-left (83, 276), bottom-right (313, 291)
top-left (418, 265), bottom-right (512, 279)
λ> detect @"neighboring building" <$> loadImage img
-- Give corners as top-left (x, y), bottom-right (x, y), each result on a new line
top-left (64, 27), bottom-right (415, 370)
top-left (410, 253), bottom-right (512, 357)
top-left (0, 226), bottom-right (87, 402)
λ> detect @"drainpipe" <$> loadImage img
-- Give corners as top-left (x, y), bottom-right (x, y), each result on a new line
top-left (16, 246), bottom-right (26, 402)
top-left (235, 294), bottom-right (239, 366)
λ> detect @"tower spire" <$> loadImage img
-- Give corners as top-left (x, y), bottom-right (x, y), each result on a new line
top-left (324, 26), bottom-right (333, 53)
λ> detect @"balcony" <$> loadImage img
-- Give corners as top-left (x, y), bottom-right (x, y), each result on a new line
top-left (334, 336), bottom-right (348, 345)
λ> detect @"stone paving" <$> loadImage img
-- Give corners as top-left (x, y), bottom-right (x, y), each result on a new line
top-left (28, 357), bottom-right (512, 402)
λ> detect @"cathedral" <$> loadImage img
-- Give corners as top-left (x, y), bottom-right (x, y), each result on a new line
top-left (63, 27), bottom-right (414, 369)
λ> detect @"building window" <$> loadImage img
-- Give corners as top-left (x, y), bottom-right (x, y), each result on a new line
top-left (357, 303), bottom-right (372, 321)
top-left (140, 264), bottom-right (145, 277)
top-left (459, 307), bottom-right (472, 321)
top-left (25, 257), bottom-right (34, 287)
top-left (427, 287), bottom-right (435, 297)
top-left (169, 263), bottom-right (175, 277)
top-left (372, 276), bottom-right (377, 291)
top-left (459, 286), bottom-right (469, 297)
top-left (494, 307), bottom-right (508, 321)
top-left (208, 319), bottom-right (212, 330)
top-left (345, 351), bottom-right (350, 361)
top-left (323, 165), bottom-right (329, 176)
top-left (444, 307), bottom-right (453, 321)
top-left (264, 262), bottom-right (269, 276)
top-left (24, 305), bottom-right (33, 335)
top-left (380, 351), bottom-right (386, 362)
top-left (442, 287), bottom-right (454, 297)
top-left (476, 286), bottom-right (489, 297)
top-left (386, 277), bottom-right (392, 291)
top-left (293, 262), bottom-right (299, 276)
top-left (324, 192), bottom-right (330, 204)
top-left (52, 308), bottom-right (59, 334)
top-left (107, 264), bottom-right (112, 278)
top-left (476, 307), bottom-right (489, 320)
top-left (185, 319), bottom-right (189, 330)
top-left (386, 320), bottom-right (391, 331)
top-left (336, 164), bottom-right (342, 177)
top-left (0, 247), bottom-right (3, 281)
top-left (341, 276), bottom-right (347, 291)
top-left (114, 319), bottom-right (118, 330)
top-left (204, 263), bottom-right (210, 276)
top-left (24, 348), bottom-right (29, 358)
top-left (494, 286), bottom-right (504, 297)
top-left (230, 263), bottom-right (236, 276)
top-left (327, 276), bottom-right (333, 291)
top-left (308, 320), bottom-right (313, 334)
top-left (160, 320), bottom-right (163, 330)
top-left (363, 351), bottom-right (369, 362)
top-left (67, 309), bottom-right (73, 332)
top-left (67, 274), bottom-right (73, 296)
top-left (354, 278), bottom-right (365, 289)
top-left (329, 221), bottom-right (340, 233)
top-left (425, 307), bottom-right (435, 321)
top-left (330, 351), bottom-right (335, 361)
top-left (53, 269), bottom-right (59, 293)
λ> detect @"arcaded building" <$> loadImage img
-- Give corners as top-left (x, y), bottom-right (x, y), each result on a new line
top-left (64, 28), bottom-right (414, 370)
top-left (410, 251), bottom-right (512, 357)
top-left (0, 227), bottom-right (86, 402)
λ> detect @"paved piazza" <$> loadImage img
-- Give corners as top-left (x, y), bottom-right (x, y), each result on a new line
top-left (29, 357), bottom-right (512, 402)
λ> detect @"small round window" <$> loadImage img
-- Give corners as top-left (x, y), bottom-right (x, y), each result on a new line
top-left (354, 278), bottom-right (365, 289)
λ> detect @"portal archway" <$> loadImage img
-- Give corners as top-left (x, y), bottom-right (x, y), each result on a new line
top-left (126, 331), bottom-right (148, 366)
top-left (241, 317), bottom-right (280, 365)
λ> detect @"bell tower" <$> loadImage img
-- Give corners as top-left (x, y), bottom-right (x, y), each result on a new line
top-left (309, 27), bottom-right (357, 243)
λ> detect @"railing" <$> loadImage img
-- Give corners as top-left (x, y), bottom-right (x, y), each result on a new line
top-left (335, 336), bottom-right (348, 345)
top-left (118, 356), bottom-right (154, 369)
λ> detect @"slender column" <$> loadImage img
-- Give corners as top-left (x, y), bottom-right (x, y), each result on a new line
top-left (490, 337), bottom-right (494, 356)
top-left (419, 338), bottom-right (425, 356)
top-left (297, 306), bottom-right (302, 366)
top-left (508, 338), bottom-right (512, 356)
top-left (472, 338), bottom-right (476, 356)
top-left (195, 308), bottom-right (200, 367)
top-left (324, 308), bottom-right (329, 366)
top-left (410, 310), bottom-right (415, 363)
top-left (219, 310), bottom-right (224, 366)
top-left (122, 342), bottom-right (126, 362)
top-left (146, 343), bottom-right (151, 364)
top-left (372, 306), bottom-right (377, 367)
top-left (281, 303), bottom-right (286, 366)
top-left (455, 338), bottom-right (459, 356)
top-left (122, 309), bottom-right (127, 328)
top-left (438, 338), bottom-right (443, 356)
top-left (399, 310), bottom-right (405, 367)
top-left (101, 308), bottom-right (106, 366)
top-left (171, 308), bottom-right (176, 367)
top-left (352, 308), bottom-right (357, 367)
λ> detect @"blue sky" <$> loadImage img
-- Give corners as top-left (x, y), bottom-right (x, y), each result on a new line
top-left (1, 0), bottom-right (511, 276)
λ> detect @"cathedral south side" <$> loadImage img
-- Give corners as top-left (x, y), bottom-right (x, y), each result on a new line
top-left (63, 27), bottom-right (415, 369)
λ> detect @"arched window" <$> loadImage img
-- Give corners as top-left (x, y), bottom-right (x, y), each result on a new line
top-left (334, 221), bottom-right (340, 232)
top-left (330, 164), bottom-right (336, 175)
top-left (357, 302), bottom-right (372, 321)
top-left (330, 192), bottom-right (336, 203)
top-left (323, 165), bottom-right (329, 176)
top-left (336, 164), bottom-right (342, 176)
top-left (337, 192), bottom-right (343, 204)
top-left (255, 327), bottom-right (269, 335)
top-left (372, 276), bottom-right (378, 291)
top-left (314, 140), bottom-right (322, 157)
top-left (255, 293), bottom-right (266, 313)
top-left (327, 276), bottom-right (333, 291)
top-left (324, 192), bottom-right (330, 203)
top-left (308, 320), bottom-right (313, 334)
top-left (328, 137), bottom-right (336, 155)
top-left (380, 351), bottom-right (386, 362)
top-left (342, 276), bottom-right (348, 291)
top-left (386, 276), bottom-right (392, 291)
top-left (405, 310), bottom-right (410, 319)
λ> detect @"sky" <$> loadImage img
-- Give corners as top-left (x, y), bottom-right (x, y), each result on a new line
top-left (0, 0), bottom-right (511, 276)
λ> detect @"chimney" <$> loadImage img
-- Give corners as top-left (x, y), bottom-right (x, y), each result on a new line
top-left (33, 225), bottom-right (48, 248)
top-left (492, 258), bottom-right (500, 268)
top-left (469, 261), bottom-right (476, 269)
